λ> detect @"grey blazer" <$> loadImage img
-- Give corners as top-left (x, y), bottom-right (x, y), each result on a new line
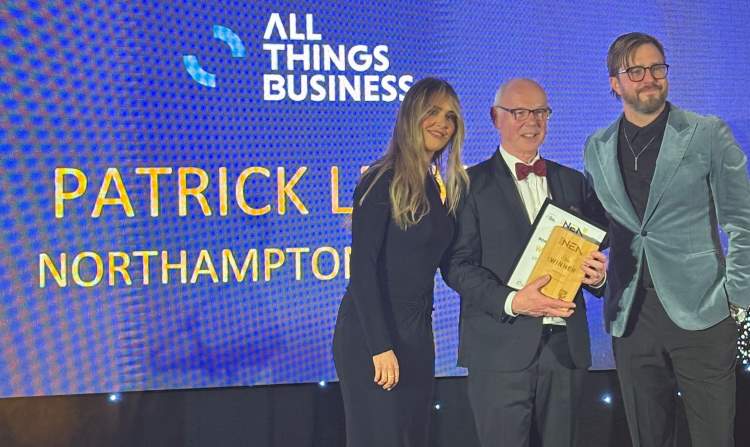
top-left (584, 105), bottom-right (750, 337)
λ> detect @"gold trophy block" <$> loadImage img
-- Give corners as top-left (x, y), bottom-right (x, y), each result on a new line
top-left (527, 226), bottom-right (599, 302)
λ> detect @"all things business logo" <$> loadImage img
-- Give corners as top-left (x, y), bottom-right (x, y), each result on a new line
top-left (182, 13), bottom-right (413, 101)
top-left (183, 25), bottom-right (246, 88)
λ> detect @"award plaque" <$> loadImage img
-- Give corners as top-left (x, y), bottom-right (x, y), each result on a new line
top-left (508, 199), bottom-right (607, 299)
top-left (527, 226), bottom-right (600, 301)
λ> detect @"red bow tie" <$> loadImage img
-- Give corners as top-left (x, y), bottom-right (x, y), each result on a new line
top-left (515, 159), bottom-right (547, 180)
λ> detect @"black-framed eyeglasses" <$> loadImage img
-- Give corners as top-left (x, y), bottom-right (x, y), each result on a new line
top-left (494, 106), bottom-right (552, 121)
top-left (617, 64), bottom-right (670, 82)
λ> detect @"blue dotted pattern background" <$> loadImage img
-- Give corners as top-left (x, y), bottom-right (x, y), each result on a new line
top-left (0, 0), bottom-right (748, 396)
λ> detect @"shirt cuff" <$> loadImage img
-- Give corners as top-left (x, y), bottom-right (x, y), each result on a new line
top-left (504, 291), bottom-right (518, 317)
top-left (590, 271), bottom-right (607, 289)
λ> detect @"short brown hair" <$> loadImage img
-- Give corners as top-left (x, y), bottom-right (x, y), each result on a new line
top-left (607, 32), bottom-right (666, 98)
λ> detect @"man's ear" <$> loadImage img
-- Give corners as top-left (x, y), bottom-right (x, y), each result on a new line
top-left (609, 76), bottom-right (621, 97)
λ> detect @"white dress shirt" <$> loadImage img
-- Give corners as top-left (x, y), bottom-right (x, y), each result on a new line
top-left (499, 146), bottom-right (566, 326)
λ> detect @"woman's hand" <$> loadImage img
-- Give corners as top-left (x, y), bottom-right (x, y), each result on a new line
top-left (372, 350), bottom-right (399, 390)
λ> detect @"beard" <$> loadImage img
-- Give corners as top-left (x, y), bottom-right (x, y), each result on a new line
top-left (621, 83), bottom-right (668, 115)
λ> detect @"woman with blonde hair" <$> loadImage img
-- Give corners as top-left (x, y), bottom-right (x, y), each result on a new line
top-left (333, 77), bottom-right (469, 446)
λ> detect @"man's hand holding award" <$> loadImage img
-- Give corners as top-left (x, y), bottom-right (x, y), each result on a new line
top-left (509, 199), bottom-right (607, 318)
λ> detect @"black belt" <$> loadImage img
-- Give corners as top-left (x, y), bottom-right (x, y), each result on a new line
top-left (542, 324), bottom-right (566, 335)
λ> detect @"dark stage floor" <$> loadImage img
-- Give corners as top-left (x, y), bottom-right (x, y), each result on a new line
top-left (1, 367), bottom-right (748, 447)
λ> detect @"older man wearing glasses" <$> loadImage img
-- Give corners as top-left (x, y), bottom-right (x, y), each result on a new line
top-left (444, 78), bottom-right (608, 447)
top-left (583, 32), bottom-right (750, 447)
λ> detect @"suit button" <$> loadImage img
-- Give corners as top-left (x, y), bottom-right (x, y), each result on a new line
top-left (641, 230), bottom-right (648, 237)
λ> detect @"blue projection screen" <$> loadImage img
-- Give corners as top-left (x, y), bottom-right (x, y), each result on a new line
top-left (1, 0), bottom-right (748, 397)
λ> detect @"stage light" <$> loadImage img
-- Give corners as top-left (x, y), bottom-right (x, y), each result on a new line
top-left (601, 394), bottom-right (612, 405)
top-left (677, 391), bottom-right (682, 397)
top-left (318, 381), bottom-right (327, 388)
top-left (433, 402), bottom-right (441, 411)
top-left (108, 393), bottom-right (121, 403)
top-left (744, 364), bottom-right (750, 373)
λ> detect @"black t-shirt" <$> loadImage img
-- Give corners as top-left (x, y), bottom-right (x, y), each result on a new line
top-left (617, 102), bottom-right (670, 288)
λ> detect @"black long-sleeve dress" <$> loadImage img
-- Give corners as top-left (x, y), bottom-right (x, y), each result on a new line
top-left (333, 168), bottom-right (454, 447)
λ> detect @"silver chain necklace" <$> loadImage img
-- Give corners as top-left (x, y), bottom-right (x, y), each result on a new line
top-left (623, 129), bottom-right (657, 172)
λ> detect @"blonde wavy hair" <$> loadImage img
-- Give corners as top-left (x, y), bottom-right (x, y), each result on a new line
top-left (362, 77), bottom-right (469, 229)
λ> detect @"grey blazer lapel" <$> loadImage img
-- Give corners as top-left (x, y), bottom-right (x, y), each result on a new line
top-left (595, 120), bottom-right (641, 230)
top-left (642, 107), bottom-right (697, 225)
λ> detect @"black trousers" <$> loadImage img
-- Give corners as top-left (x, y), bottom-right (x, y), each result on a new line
top-left (467, 327), bottom-right (585, 447)
top-left (613, 288), bottom-right (737, 447)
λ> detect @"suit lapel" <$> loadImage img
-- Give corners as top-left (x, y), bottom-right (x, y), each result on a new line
top-left (642, 107), bottom-right (696, 224)
top-left (595, 119), bottom-right (641, 230)
top-left (490, 149), bottom-right (532, 233)
top-left (546, 162), bottom-right (565, 207)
